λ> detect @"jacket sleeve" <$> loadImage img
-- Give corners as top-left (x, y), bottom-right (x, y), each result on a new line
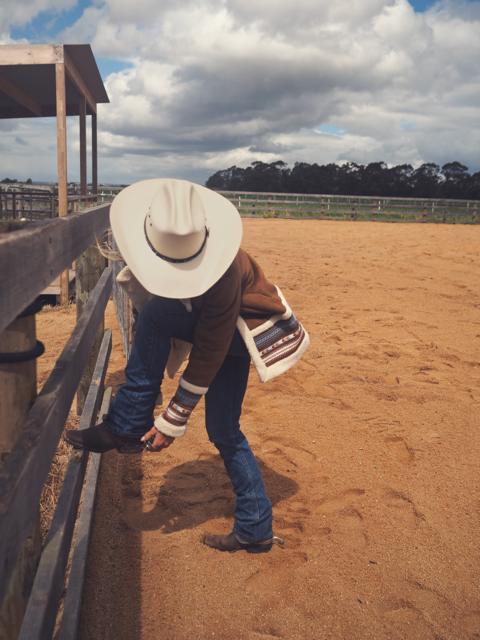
top-left (154, 260), bottom-right (241, 438)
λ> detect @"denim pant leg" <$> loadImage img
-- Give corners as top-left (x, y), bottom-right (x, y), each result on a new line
top-left (205, 338), bottom-right (273, 543)
top-left (107, 296), bottom-right (198, 439)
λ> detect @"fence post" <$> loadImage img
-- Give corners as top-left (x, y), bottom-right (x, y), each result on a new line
top-left (0, 305), bottom-right (42, 640)
top-left (76, 245), bottom-right (106, 413)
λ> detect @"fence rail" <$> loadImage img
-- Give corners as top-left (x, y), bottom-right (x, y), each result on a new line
top-left (0, 203), bottom-right (110, 335)
top-left (18, 333), bottom-right (112, 640)
top-left (218, 190), bottom-right (480, 223)
top-left (0, 189), bottom-right (111, 221)
top-left (7, 186), bottom-right (478, 223)
top-left (0, 203), bottom-right (112, 638)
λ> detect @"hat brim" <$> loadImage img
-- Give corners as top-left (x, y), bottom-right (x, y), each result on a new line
top-left (110, 179), bottom-right (242, 299)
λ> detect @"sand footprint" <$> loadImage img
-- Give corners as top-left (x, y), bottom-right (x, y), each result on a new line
top-left (384, 435), bottom-right (415, 464)
top-left (336, 505), bottom-right (368, 548)
top-left (262, 435), bottom-right (318, 465)
top-left (405, 578), bottom-right (450, 615)
top-left (277, 499), bottom-right (314, 544)
top-left (315, 489), bottom-right (368, 549)
top-left (379, 597), bottom-right (438, 639)
top-left (383, 488), bottom-right (425, 529)
top-left (380, 579), bottom-right (451, 638)
top-left (317, 488), bottom-right (366, 513)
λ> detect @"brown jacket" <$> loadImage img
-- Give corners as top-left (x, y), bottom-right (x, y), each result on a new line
top-left (118, 249), bottom-right (309, 438)
top-left (184, 249), bottom-right (286, 388)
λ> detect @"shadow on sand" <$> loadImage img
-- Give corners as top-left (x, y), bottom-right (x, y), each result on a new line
top-left (122, 454), bottom-right (298, 534)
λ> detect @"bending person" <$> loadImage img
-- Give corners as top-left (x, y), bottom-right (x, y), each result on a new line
top-left (65, 179), bottom-right (309, 553)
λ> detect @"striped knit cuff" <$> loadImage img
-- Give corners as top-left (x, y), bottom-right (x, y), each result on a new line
top-left (154, 377), bottom-right (207, 438)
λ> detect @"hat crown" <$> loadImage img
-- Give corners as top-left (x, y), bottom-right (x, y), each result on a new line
top-left (148, 181), bottom-right (205, 236)
top-left (109, 177), bottom-right (243, 299)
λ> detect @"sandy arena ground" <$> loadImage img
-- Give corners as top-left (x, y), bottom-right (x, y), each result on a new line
top-left (38, 219), bottom-right (480, 640)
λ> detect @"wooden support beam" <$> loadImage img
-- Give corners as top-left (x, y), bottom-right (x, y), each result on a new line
top-left (55, 61), bottom-right (69, 304)
top-left (0, 268), bottom-right (112, 604)
top-left (79, 96), bottom-right (87, 196)
top-left (64, 50), bottom-right (96, 114)
top-left (0, 204), bottom-right (110, 336)
top-left (91, 113), bottom-right (98, 194)
top-left (0, 74), bottom-right (42, 116)
top-left (0, 311), bottom-right (41, 639)
top-left (75, 242), bottom-right (106, 414)
top-left (0, 44), bottom-right (63, 66)
top-left (18, 331), bottom-right (112, 640)
top-left (0, 316), bottom-right (37, 455)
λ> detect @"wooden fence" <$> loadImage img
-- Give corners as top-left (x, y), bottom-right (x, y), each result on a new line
top-left (0, 204), bottom-right (113, 639)
top-left (111, 258), bottom-right (134, 359)
top-left (218, 191), bottom-right (480, 223)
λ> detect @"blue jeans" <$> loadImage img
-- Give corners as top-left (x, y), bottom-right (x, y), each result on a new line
top-left (106, 297), bottom-right (273, 543)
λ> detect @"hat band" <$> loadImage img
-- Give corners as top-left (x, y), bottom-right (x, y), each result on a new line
top-left (144, 219), bottom-right (209, 264)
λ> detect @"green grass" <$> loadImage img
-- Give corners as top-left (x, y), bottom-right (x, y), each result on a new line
top-left (239, 208), bottom-right (478, 224)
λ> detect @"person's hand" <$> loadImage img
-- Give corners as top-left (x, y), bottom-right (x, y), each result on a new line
top-left (141, 426), bottom-right (174, 452)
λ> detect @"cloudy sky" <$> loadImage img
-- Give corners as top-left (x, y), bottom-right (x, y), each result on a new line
top-left (0, 0), bottom-right (479, 185)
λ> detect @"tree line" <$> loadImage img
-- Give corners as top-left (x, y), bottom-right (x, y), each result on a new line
top-left (206, 161), bottom-right (480, 200)
top-left (1, 177), bottom-right (33, 184)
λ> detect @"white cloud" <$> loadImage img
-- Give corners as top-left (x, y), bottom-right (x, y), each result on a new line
top-left (1, 0), bottom-right (479, 184)
top-left (0, 0), bottom-right (76, 35)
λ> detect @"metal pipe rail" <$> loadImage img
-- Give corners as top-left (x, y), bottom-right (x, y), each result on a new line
top-left (0, 189), bottom-right (107, 221)
top-left (218, 190), bottom-right (480, 223)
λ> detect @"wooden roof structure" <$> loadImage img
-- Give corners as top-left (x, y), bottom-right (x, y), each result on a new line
top-left (0, 44), bottom-right (108, 119)
top-left (0, 44), bottom-right (110, 302)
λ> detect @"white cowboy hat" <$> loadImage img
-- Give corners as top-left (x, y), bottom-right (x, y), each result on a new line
top-left (110, 178), bottom-right (242, 299)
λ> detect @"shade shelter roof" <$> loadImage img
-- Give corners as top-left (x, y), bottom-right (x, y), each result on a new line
top-left (0, 43), bottom-right (110, 304)
top-left (0, 44), bottom-right (109, 118)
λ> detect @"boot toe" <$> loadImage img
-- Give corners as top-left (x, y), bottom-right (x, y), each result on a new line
top-left (64, 423), bottom-right (127, 453)
top-left (202, 532), bottom-right (273, 553)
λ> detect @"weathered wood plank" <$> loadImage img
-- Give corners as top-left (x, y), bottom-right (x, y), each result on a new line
top-left (56, 60), bottom-right (69, 304)
top-left (0, 204), bottom-right (110, 335)
top-left (0, 313), bottom-right (41, 639)
top-left (0, 45), bottom-right (63, 66)
top-left (17, 331), bottom-right (112, 640)
top-left (112, 259), bottom-right (134, 358)
top-left (76, 243), bottom-right (106, 413)
top-left (0, 315), bottom-right (37, 455)
top-left (79, 96), bottom-right (87, 196)
top-left (91, 113), bottom-right (98, 194)
top-left (58, 386), bottom-right (113, 640)
top-left (0, 268), bottom-right (112, 604)
top-left (55, 63), bottom-right (67, 218)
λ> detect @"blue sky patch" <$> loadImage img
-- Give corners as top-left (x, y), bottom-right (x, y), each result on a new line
top-left (10, 1), bottom-right (132, 80)
top-left (316, 125), bottom-right (347, 138)
top-left (409, 0), bottom-right (480, 10)
top-left (10, 0), bottom-right (91, 41)
top-left (400, 120), bottom-right (417, 131)
top-left (96, 58), bottom-right (133, 79)
top-left (408, 0), bottom-right (437, 11)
